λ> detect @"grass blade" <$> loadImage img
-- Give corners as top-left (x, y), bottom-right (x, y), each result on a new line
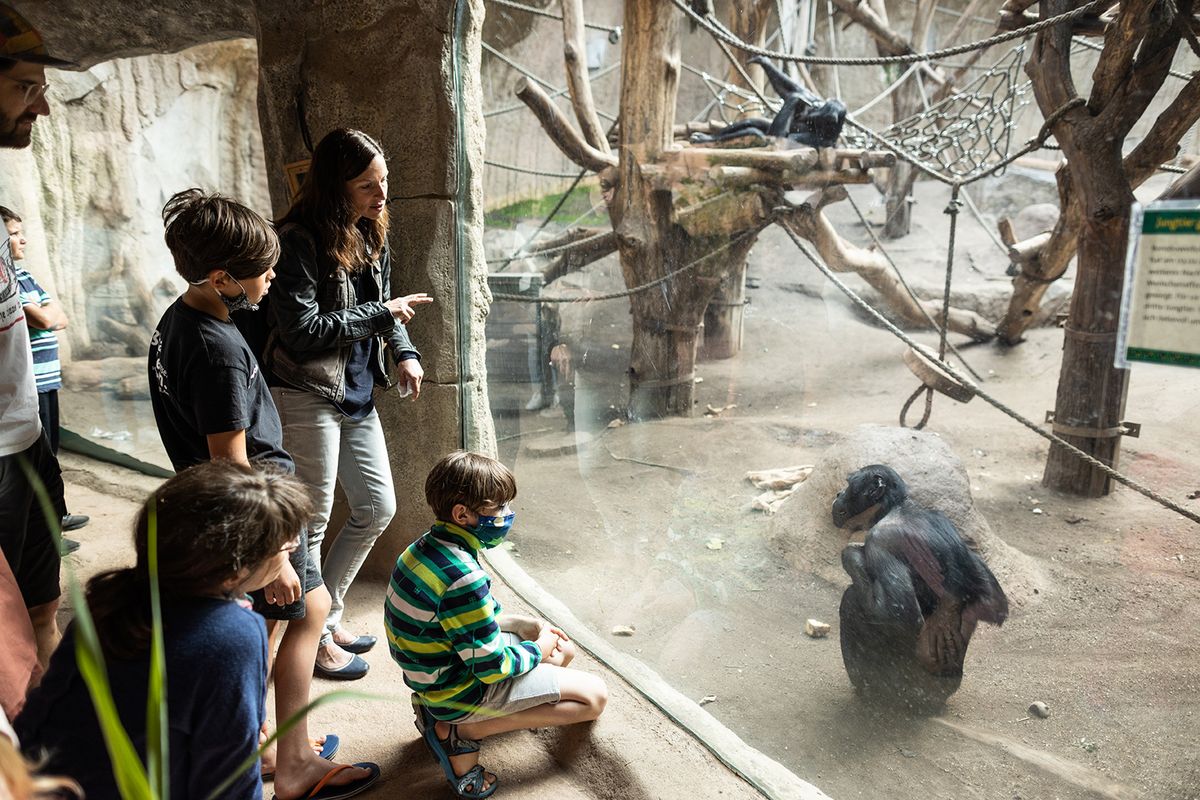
top-left (145, 499), bottom-right (170, 800)
top-left (202, 690), bottom-right (384, 800)
top-left (20, 456), bottom-right (155, 800)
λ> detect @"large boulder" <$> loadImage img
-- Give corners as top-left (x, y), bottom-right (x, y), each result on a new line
top-left (770, 424), bottom-right (1046, 609)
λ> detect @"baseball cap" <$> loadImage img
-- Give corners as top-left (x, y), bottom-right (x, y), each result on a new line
top-left (0, 3), bottom-right (77, 68)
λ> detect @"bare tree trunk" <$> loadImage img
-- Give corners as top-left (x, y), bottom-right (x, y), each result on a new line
top-left (883, 0), bottom-right (937, 238)
top-left (1029, 0), bottom-right (1182, 494)
top-left (703, 0), bottom-right (774, 361)
top-left (613, 0), bottom-right (695, 418)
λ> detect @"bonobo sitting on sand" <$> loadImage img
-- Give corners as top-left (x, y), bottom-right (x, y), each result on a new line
top-left (831, 464), bottom-right (1008, 710)
top-left (690, 56), bottom-right (846, 148)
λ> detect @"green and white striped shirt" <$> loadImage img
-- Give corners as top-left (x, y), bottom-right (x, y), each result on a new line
top-left (385, 521), bottom-right (542, 720)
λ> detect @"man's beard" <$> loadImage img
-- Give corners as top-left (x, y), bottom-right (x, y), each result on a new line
top-left (0, 112), bottom-right (36, 148)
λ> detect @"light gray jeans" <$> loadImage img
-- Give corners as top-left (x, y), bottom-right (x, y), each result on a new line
top-left (271, 387), bottom-right (396, 648)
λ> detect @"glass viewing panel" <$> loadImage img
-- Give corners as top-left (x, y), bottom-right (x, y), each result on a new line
top-left (469, 3), bottom-right (1200, 799)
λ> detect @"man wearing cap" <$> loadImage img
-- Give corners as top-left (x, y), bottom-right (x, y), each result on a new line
top-left (0, 1), bottom-right (77, 684)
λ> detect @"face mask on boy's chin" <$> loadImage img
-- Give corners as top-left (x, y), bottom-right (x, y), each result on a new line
top-left (191, 273), bottom-right (259, 313)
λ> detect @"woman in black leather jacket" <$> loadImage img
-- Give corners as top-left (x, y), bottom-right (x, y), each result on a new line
top-left (268, 128), bottom-right (432, 680)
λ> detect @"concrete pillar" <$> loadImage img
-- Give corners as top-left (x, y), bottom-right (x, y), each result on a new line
top-left (253, 0), bottom-right (493, 576)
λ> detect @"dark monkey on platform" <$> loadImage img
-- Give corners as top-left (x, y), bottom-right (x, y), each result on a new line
top-left (689, 56), bottom-right (847, 149)
top-left (831, 465), bottom-right (1008, 709)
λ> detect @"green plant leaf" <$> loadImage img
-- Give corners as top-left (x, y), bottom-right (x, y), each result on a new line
top-left (145, 499), bottom-right (170, 800)
top-left (202, 690), bottom-right (385, 800)
top-left (21, 456), bottom-right (154, 800)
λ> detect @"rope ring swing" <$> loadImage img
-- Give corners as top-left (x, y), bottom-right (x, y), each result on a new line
top-left (903, 343), bottom-right (977, 404)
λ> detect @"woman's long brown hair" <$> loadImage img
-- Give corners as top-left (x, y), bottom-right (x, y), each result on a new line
top-left (277, 128), bottom-right (389, 273)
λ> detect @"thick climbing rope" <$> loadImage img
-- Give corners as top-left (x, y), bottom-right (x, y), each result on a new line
top-left (484, 159), bottom-right (589, 179)
top-left (485, 63), bottom-right (620, 120)
top-left (777, 217), bottom-right (1200, 527)
top-left (486, 228), bottom-right (612, 265)
top-left (491, 225), bottom-right (758, 303)
top-left (485, 0), bottom-right (621, 34)
top-left (483, 42), bottom-right (619, 122)
top-left (842, 192), bottom-right (984, 383)
top-left (669, 0), bottom-right (1108, 66)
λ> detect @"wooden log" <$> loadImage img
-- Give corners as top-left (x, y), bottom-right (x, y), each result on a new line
top-left (1008, 232), bottom-right (1052, 264)
top-left (516, 77), bottom-right (617, 173)
top-left (560, 0), bottom-right (611, 156)
top-left (701, 265), bottom-right (748, 360)
top-left (540, 230), bottom-right (619, 285)
top-left (780, 190), bottom-right (996, 341)
top-left (999, 1), bottom-right (1200, 345)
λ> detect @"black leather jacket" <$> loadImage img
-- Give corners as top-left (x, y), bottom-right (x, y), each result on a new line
top-left (268, 223), bottom-right (419, 403)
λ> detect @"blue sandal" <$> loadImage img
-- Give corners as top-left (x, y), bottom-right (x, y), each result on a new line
top-left (412, 699), bottom-right (497, 798)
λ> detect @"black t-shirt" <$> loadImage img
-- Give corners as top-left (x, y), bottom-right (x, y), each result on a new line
top-left (332, 267), bottom-right (377, 420)
top-left (148, 298), bottom-right (293, 472)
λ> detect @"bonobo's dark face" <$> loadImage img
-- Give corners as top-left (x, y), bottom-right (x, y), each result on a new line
top-left (831, 465), bottom-right (905, 532)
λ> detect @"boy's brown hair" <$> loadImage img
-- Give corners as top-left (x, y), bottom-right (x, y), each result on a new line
top-left (425, 450), bottom-right (517, 521)
top-left (162, 188), bottom-right (279, 283)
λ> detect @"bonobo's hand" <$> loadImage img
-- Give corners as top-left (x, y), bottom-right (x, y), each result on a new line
top-left (385, 292), bottom-right (434, 323)
top-left (841, 544), bottom-right (868, 583)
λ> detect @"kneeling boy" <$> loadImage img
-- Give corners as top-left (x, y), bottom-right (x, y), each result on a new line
top-left (385, 451), bottom-right (607, 798)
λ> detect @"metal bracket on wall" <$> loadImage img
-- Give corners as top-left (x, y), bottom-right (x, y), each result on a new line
top-left (1045, 411), bottom-right (1141, 439)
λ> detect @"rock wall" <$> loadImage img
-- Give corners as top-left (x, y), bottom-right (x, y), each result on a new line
top-left (0, 38), bottom-right (267, 366)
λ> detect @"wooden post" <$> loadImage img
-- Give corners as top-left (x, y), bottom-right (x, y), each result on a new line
top-left (702, 0), bottom-right (772, 361)
top-left (614, 0), bottom-right (692, 418)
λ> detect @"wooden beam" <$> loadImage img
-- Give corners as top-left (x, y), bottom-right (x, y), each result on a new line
top-left (560, 0), bottom-right (611, 156)
top-left (516, 77), bottom-right (617, 172)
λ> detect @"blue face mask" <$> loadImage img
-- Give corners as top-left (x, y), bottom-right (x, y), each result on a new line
top-left (467, 510), bottom-right (515, 549)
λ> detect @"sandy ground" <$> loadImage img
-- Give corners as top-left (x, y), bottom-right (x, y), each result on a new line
top-left (52, 177), bottom-right (1200, 800)
top-left (488, 178), bottom-right (1200, 800)
top-left (56, 462), bottom-right (775, 800)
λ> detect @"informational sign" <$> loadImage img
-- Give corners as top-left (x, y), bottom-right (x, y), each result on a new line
top-left (1117, 201), bottom-right (1200, 369)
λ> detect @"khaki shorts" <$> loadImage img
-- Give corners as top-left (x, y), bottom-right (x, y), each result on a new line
top-left (452, 634), bottom-right (562, 724)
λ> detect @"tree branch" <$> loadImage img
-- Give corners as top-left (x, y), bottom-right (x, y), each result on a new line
top-left (560, 0), bottom-right (611, 156)
top-left (780, 190), bottom-right (996, 341)
top-left (829, 0), bottom-right (952, 89)
top-left (1089, 0), bottom-right (1157, 115)
top-left (537, 228), bottom-right (619, 284)
top-left (1100, 1), bottom-right (1183, 134)
top-left (516, 77), bottom-right (618, 172)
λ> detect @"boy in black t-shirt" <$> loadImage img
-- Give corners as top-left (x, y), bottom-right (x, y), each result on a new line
top-left (147, 189), bottom-right (380, 800)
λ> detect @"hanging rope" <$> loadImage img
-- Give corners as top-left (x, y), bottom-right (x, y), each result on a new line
top-left (669, 0), bottom-right (1108, 66)
top-left (484, 160), bottom-right (591, 178)
top-left (486, 229), bottom-right (611, 265)
top-left (842, 192), bottom-right (984, 383)
top-left (777, 218), bottom-right (1200, 527)
top-left (491, 226), bottom-right (759, 303)
top-left (485, 0), bottom-right (621, 35)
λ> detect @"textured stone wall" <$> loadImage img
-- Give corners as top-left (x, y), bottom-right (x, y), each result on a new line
top-left (0, 39), bottom-right (268, 365)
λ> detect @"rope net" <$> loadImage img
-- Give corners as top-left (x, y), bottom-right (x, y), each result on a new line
top-left (848, 45), bottom-right (1034, 183)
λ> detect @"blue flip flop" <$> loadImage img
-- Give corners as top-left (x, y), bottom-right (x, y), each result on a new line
top-left (415, 702), bottom-right (497, 799)
top-left (261, 734), bottom-right (340, 781)
top-left (270, 761), bottom-right (380, 800)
